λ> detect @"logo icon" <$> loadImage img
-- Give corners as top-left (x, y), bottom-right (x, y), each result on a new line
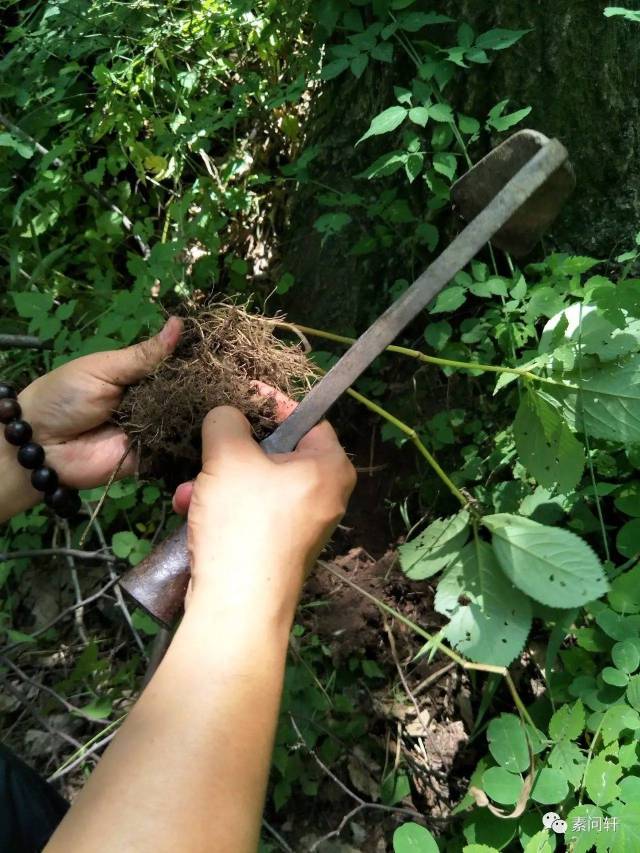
top-left (543, 812), bottom-right (567, 834)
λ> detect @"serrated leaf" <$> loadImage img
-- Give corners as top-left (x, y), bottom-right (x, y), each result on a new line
top-left (487, 712), bottom-right (530, 772)
top-left (356, 106), bottom-right (408, 145)
top-left (513, 389), bottom-right (585, 494)
top-left (608, 564), bottom-right (640, 613)
top-left (484, 514), bottom-right (608, 607)
top-left (358, 150), bottom-right (407, 179)
top-left (392, 822), bottom-right (439, 853)
top-left (531, 768), bottom-right (569, 804)
top-left (608, 802), bottom-right (640, 853)
top-left (549, 700), bottom-right (585, 741)
top-left (626, 674), bottom-right (640, 709)
top-left (399, 510), bottom-right (469, 579)
top-left (584, 753), bottom-right (622, 804)
top-left (482, 766), bottom-right (521, 805)
top-left (435, 541), bottom-right (532, 666)
top-left (487, 105), bottom-right (532, 133)
top-left (601, 704), bottom-right (640, 746)
top-left (548, 353), bottom-right (640, 445)
top-left (564, 804), bottom-right (605, 852)
top-left (548, 739), bottom-right (586, 788)
top-left (523, 830), bottom-right (555, 853)
top-left (321, 58), bottom-right (349, 80)
top-left (430, 284), bottom-right (466, 314)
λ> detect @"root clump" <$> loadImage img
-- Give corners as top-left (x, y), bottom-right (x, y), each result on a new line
top-left (116, 304), bottom-right (314, 481)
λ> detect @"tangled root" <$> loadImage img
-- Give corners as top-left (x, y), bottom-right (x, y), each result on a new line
top-left (115, 303), bottom-right (315, 480)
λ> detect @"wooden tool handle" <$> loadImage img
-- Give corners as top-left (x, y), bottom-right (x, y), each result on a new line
top-left (119, 427), bottom-right (298, 627)
top-left (119, 523), bottom-right (190, 627)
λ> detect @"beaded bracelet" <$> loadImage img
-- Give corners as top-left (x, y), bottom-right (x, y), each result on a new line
top-left (0, 382), bottom-right (81, 519)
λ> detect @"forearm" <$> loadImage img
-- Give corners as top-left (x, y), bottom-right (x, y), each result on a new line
top-left (45, 595), bottom-right (292, 853)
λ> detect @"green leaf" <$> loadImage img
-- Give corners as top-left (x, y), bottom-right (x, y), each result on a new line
top-left (549, 700), bottom-right (585, 742)
top-left (604, 7), bottom-right (640, 22)
top-left (609, 564), bottom-right (640, 613)
top-left (0, 131), bottom-right (34, 159)
top-left (399, 510), bottom-right (469, 579)
top-left (482, 766), bottom-right (522, 805)
top-left (435, 541), bottom-right (532, 666)
top-left (371, 42), bottom-right (394, 62)
top-left (584, 753), bottom-right (622, 805)
top-left (548, 739), bottom-right (586, 788)
top-left (356, 106), bottom-right (408, 145)
top-left (475, 28), bottom-right (532, 50)
top-left (549, 353), bottom-right (640, 445)
top-left (615, 483), bottom-right (640, 516)
top-left (487, 104), bottom-right (532, 133)
top-left (428, 103), bottom-right (454, 123)
top-left (131, 609), bottom-right (160, 636)
top-left (78, 697), bottom-right (112, 721)
top-left (13, 291), bottom-right (54, 318)
top-left (430, 285), bottom-right (466, 314)
top-left (531, 768), bottom-right (569, 804)
top-left (601, 704), bottom-right (640, 746)
top-left (484, 514), bottom-right (609, 608)
top-left (408, 106), bottom-right (429, 127)
top-left (398, 12), bottom-right (453, 32)
top-left (350, 53), bottom-right (369, 78)
top-left (433, 152), bottom-right (457, 180)
top-left (523, 831), bottom-right (555, 853)
top-left (626, 674), bottom-right (640, 709)
top-left (612, 640), bottom-right (640, 674)
top-left (111, 531), bottom-right (138, 559)
top-left (459, 114), bottom-right (481, 135)
top-left (564, 804), bottom-right (605, 852)
top-left (487, 712), bottom-right (530, 772)
top-left (405, 153), bottom-right (424, 183)
top-left (616, 519), bottom-right (640, 559)
top-left (313, 211), bottom-right (352, 236)
top-left (321, 58), bottom-right (349, 80)
top-left (381, 768), bottom-right (411, 805)
top-left (358, 150), bottom-right (407, 179)
top-left (392, 822), bottom-right (439, 853)
top-left (513, 389), bottom-right (585, 494)
top-left (608, 802), bottom-right (640, 853)
top-left (602, 667), bottom-right (629, 687)
top-left (424, 320), bottom-right (452, 350)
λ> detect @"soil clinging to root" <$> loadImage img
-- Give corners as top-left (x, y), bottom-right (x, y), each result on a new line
top-left (116, 304), bottom-right (315, 481)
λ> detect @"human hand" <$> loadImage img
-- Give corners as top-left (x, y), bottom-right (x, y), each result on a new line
top-left (172, 391), bottom-right (356, 628)
top-left (17, 317), bottom-right (183, 490)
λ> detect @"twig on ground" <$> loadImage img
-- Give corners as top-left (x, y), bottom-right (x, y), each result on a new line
top-left (85, 507), bottom-right (148, 660)
top-left (0, 334), bottom-right (50, 350)
top-left (2, 679), bottom-right (83, 753)
top-left (289, 714), bottom-right (424, 852)
top-left (261, 819), bottom-right (295, 853)
top-left (0, 548), bottom-right (115, 563)
top-left (61, 522), bottom-right (89, 646)
top-left (0, 578), bottom-right (118, 656)
top-left (0, 656), bottom-right (108, 723)
top-left (47, 727), bottom-right (120, 782)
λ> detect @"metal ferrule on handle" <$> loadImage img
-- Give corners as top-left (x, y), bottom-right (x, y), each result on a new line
top-left (119, 138), bottom-right (569, 627)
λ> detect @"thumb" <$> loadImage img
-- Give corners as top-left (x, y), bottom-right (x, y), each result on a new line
top-left (201, 406), bottom-right (263, 467)
top-left (91, 316), bottom-right (183, 386)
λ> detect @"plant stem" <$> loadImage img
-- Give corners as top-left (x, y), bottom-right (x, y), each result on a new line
top-left (274, 320), bottom-right (566, 388)
top-left (345, 386), bottom-right (469, 509)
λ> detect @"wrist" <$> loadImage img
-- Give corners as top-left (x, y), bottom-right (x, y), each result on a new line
top-left (0, 436), bottom-right (40, 523)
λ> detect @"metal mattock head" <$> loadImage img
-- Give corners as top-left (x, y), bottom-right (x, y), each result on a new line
top-left (451, 129), bottom-right (575, 258)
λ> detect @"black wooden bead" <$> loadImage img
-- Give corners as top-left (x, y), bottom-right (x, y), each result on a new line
top-left (17, 442), bottom-right (45, 470)
top-left (45, 486), bottom-right (81, 518)
top-left (31, 466), bottom-right (59, 494)
top-left (4, 419), bottom-right (32, 446)
top-left (0, 383), bottom-right (16, 400)
top-left (0, 398), bottom-right (21, 424)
